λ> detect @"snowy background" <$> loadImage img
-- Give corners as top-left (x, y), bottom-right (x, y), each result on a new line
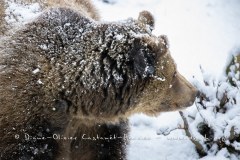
top-left (3, 0), bottom-right (240, 159)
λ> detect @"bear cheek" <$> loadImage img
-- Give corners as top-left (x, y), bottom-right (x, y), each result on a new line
top-left (133, 79), bottom-right (171, 115)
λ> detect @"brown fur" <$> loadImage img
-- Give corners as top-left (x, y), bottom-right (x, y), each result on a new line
top-left (138, 10), bottom-right (155, 31)
top-left (0, 1), bottom-right (197, 159)
top-left (18, 0), bottom-right (99, 20)
top-left (42, 0), bottom-right (99, 20)
top-left (0, 0), bottom-right (6, 35)
top-left (0, 0), bottom-right (99, 35)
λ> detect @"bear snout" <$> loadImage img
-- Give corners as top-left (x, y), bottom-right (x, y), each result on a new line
top-left (170, 73), bottom-right (198, 109)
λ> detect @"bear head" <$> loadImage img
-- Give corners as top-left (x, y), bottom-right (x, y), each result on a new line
top-left (0, 8), bottom-right (197, 124)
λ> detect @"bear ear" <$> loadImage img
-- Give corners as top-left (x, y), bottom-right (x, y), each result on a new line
top-left (138, 10), bottom-right (155, 31)
top-left (140, 35), bottom-right (169, 58)
top-left (156, 35), bottom-right (169, 57)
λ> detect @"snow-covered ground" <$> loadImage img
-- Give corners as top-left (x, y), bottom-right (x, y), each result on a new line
top-left (93, 0), bottom-right (240, 159)
top-left (2, 0), bottom-right (240, 159)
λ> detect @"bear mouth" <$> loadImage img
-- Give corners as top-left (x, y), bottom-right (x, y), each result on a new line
top-left (159, 102), bottom-right (173, 111)
top-left (157, 102), bottom-right (186, 112)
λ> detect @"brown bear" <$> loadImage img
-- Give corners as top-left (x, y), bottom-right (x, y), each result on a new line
top-left (0, 0), bottom-right (197, 159)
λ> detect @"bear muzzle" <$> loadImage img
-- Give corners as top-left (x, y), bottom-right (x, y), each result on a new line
top-left (170, 73), bottom-right (198, 110)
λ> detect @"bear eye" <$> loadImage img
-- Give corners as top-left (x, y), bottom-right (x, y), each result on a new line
top-left (173, 71), bottom-right (177, 78)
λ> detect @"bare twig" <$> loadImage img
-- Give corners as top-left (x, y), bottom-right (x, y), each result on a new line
top-left (187, 115), bottom-right (195, 120)
top-left (195, 101), bottom-right (205, 120)
top-left (157, 124), bottom-right (185, 136)
top-left (229, 126), bottom-right (236, 141)
top-left (179, 111), bottom-right (207, 156)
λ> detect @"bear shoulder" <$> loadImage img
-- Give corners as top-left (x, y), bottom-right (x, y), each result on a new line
top-left (45, 0), bottom-right (99, 20)
top-left (0, 0), bottom-right (99, 36)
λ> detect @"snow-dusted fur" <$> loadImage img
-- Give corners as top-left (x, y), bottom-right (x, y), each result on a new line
top-left (0, 1), bottom-right (197, 160)
top-left (0, 0), bottom-right (99, 36)
top-left (0, 0), bottom-right (6, 35)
